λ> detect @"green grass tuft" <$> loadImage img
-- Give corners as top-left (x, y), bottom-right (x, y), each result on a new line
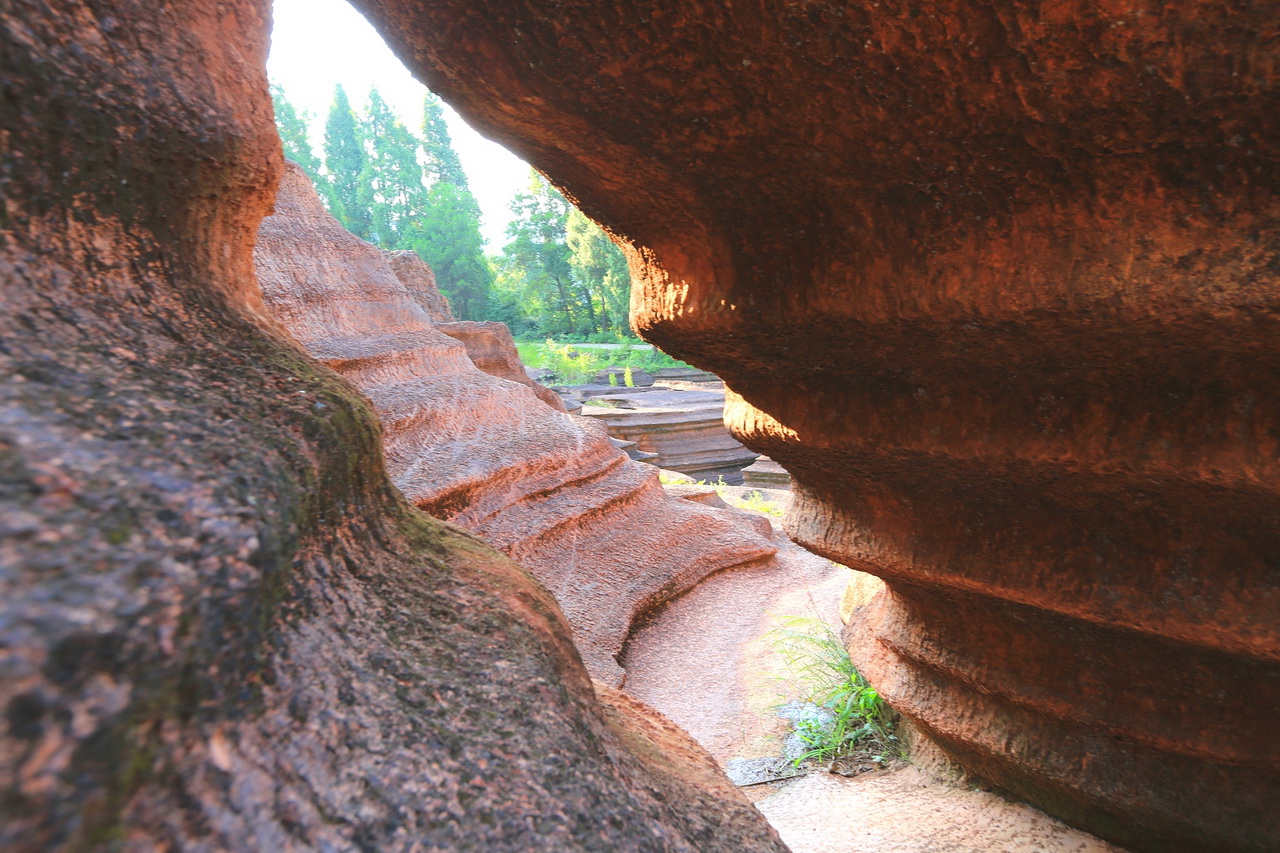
top-left (769, 615), bottom-right (902, 767)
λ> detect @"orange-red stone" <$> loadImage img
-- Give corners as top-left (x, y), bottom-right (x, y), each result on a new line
top-left (352, 1), bottom-right (1280, 848)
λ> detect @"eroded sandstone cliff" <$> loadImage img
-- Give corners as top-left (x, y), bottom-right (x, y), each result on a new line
top-left (0, 3), bottom-right (786, 849)
top-left (254, 163), bottom-right (780, 684)
top-left (349, 1), bottom-right (1280, 849)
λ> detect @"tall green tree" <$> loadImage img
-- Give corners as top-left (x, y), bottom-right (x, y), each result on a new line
top-left (405, 182), bottom-right (493, 319)
top-left (358, 89), bottom-right (429, 248)
top-left (323, 84), bottom-right (369, 239)
top-left (566, 208), bottom-right (632, 333)
top-left (270, 84), bottom-right (323, 185)
top-left (421, 93), bottom-right (470, 191)
top-left (499, 170), bottom-right (595, 335)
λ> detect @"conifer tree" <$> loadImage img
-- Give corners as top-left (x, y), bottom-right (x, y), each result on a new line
top-left (405, 182), bottom-right (493, 319)
top-left (270, 84), bottom-right (323, 185)
top-left (323, 84), bottom-right (369, 239)
top-left (358, 89), bottom-right (428, 248)
top-left (421, 93), bottom-right (470, 191)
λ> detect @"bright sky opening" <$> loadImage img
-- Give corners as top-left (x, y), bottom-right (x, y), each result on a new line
top-left (267, 0), bottom-right (530, 248)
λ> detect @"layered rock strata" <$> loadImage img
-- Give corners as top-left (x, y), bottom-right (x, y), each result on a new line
top-left (577, 387), bottom-right (759, 483)
top-left (347, 2), bottom-right (1280, 849)
top-left (741, 457), bottom-right (792, 491)
top-left (254, 163), bottom-right (778, 684)
top-left (0, 4), bottom-right (786, 849)
top-left (433, 317), bottom-right (567, 410)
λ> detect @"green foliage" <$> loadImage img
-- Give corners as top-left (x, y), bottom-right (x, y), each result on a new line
top-left (357, 89), bottom-right (429, 248)
top-left (493, 170), bottom-right (639, 338)
top-left (769, 616), bottom-right (901, 767)
top-left (277, 82), bottom-right (492, 320)
top-left (422, 93), bottom-right (470, 191)
top-left (405, 182), bottom-right (493, 319)
top-left (566, 208), bottom-right (631, 333)
top-left (323, 84), bottom-right (369, 239)
top-left (515, 338), bottom-right (690, 385)
top-left (272, 84), bottom-right (638, 335)
top-left (270, 84), bottom-right (324, 185)
top-left (724, 489), bottom-right (784, 517)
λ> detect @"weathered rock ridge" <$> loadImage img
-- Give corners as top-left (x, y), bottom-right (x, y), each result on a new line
top-left (254, 163), bottom-right (779, 684)
top-left (348, 2), bottom-right (1280, 849)
top-left (0, 4), bottom-right (786, 849)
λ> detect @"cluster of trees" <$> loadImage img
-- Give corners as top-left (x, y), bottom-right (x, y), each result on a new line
top-left (271, 84), bottom-right (634, 336)
top-left (490, 173), bottom-right (631, 338)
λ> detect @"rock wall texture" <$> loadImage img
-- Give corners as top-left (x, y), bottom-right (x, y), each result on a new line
top-left (254, 163), bottom-right (779, 684)
top-left (435, 318), bottom-right (567, 410)
top-left (350, 1), bottom-right (1280, 849)
top-left (0, 4), bottom-right (787, 850)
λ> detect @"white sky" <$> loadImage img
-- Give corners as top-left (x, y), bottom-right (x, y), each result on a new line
top-left (267, 0), bottom-right (531, 248)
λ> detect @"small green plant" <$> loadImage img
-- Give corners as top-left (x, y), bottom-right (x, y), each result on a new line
top-left (515, 336), bottom-right (694, 385)
top-left (623, 366), bottom-right (634, 387)
top-left (725, 488), bottom-right (784, 517)
top-left (769, 615), bottom-right (900, 767)
top-left (608, 372), bottom-right (618, 386)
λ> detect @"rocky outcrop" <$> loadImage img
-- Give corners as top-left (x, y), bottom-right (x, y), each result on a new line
top-left (386, 249), bottom-right (453, 322)
top-left (345, 2), bottom-right (1280, 849)
top-left (0, 5), bottom-right (787, 850)
top-left (434, 318), bottom-right (567, 410)
top-left (741, 457), bottom-right (792, 491)
top-left (577, 387), bottom-right (759, 483)
top-left (255, 163), bottom-right (779, 684)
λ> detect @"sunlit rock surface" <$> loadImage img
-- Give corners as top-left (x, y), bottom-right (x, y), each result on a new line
top-left (0, 4), bottom-right (786, 849)
top-left (351, 1), bottom-right (1280, 848)
top-left (434, 318), bottom-right (567, 410)
top-left (255, 164), bottom-right (779, 684)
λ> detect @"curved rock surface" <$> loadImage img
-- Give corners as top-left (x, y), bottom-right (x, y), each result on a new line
top-left (255, 163), bottom-right (778, 684)
top-left (0, 4), bottom-right (786, 850)
top-left (434, 318), bottom-right (567, 410)
top-left (347, 2), bottom-right (1280, 849)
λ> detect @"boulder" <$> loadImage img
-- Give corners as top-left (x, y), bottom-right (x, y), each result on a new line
top-left (435, 319), bottom-right (567, 411)
top-left (741, 456), bottom-right (792, 491)
top-left (344, 1), bottom-right (1280, 848)
top-left (385, 249), bottom-right (454, 322)
top-left (525, 366), bottom-right (555, 384)
top-left (0, 6), bottom-right (786, 850)
top-left (255, 163), bottom-right (779, 685)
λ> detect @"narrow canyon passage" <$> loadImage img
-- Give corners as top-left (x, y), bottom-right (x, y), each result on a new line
top-left (4, 0), bottom-right (1277, 849)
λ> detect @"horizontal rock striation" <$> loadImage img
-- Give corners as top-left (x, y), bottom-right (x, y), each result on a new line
top-left (577, 387), bottom-right (760, 483)
top-left (348, 1), bottom-right (1280, 849)
top-left (254, 163), bottom-right (778, 683)
top-left (0, 4), bottom-right (785, 849)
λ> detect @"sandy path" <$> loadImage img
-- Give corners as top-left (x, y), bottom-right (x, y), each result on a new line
top-left (620, 520), bottom-right (1124, 853)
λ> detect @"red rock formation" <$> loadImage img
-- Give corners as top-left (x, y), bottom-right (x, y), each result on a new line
top-left (435, 319), bottom-right (568, 410)
top-left (382, 249), bottom-right (566, 408)
top-left (255, 163), bottom-right (779, 684)
top-left (577, 386), bottom-right (760, 483)
top-left (386, 249), bottom-right (454, 322)
top-left (347, 2), bottom-right (1280, 849)
top-left (0, 4), bottom-right (787, 849)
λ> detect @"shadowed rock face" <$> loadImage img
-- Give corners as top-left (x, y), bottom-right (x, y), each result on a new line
top-left (255, 164), bottom-right (779, 684)
top-left (351, 1), bottom-right (1280, 848)
top-left (0, 4), bottom-right (787, 850)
